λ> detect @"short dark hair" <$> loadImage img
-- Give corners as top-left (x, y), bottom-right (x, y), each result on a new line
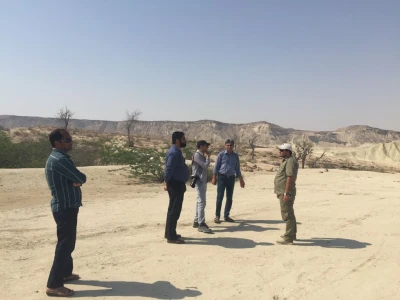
top-left (172, 131), bottom-right (185, 144)
top-left (49, 128), bottom-right (67, 147)
top-left (196, 140), bottom-right (210, 149)
top-left (225, 138), bottom-right (235, 145)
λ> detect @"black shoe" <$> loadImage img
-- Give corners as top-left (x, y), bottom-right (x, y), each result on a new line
top-left (224, 217), bottom-right (235, 222)
top-left (198, 223), bottom-right (213, 233)
top-left (214, 217), bottom-right (221, 224)
top-left (167, 238), bottom-right (185, 244)
top-left (164, 234), bottom-right (181, 239)
top-left (281, 234), bottom-right (297, 241)
top-left (276, 238), bottom-right (293, 245)
top-left (193, 221), bottom-right (199, 228)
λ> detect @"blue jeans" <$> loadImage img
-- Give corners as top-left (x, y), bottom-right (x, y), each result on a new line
top-left (215, 174), bottom-right (235, 218)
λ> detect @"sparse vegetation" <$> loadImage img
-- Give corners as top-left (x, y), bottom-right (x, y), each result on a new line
top-left (272, 296), bottom-right (287, 300)
top-left (248, 134), bottom-right (258, 161)
top-left (0, 131), bottom-right (51, 168)
top-left (293, 135), bottom-right (314, 169)
top-left (310, 150), bottom-right (327, 168)
top-left (0, 126), bottom-right (397, 174)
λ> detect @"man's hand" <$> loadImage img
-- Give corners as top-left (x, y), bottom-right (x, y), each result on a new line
top-left (283, 195), bottom-right (290, 202)
top-left (206, 150), bottom-right (211, 157)
top-left (211, 176), bottom-right (217, 185)
top-left (163, 181), bottom-right (168, 191)
top-left (72, 183), bottom-right (82, 187)
top-left (239, 178), bottom-right (245, 188)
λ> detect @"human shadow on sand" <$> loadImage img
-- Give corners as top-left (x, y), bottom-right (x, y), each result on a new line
top-left (69, 280), bottom-right (201, 298)
top-left (211, 221), bottom-right (280, 233)
top-left (235, 219), bottom-right (285, 224)
top-left (184, 237), bottom-right (273, 249)
top-left (235, 219), bottom-right (302, 225)
top-left (295, 238), bottom-right (371, 249)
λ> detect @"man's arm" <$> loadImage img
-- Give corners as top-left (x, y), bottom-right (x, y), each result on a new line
top-left (213, 152), bottom-right (222, 175)
top-left (212, 152), bottom-right (222, 185)
top-left (164, 152), bottom-right (178, 183)
top-left (56, 159), bottom-right (86, 184)
top-left (283, 158), bottom-right (295, 201)
top-left (235, 154), bottom-right (242, 179)
top-left (193, 152), bottom-right (210, 169)
top-left (284, 176), bottom-right (294, 195)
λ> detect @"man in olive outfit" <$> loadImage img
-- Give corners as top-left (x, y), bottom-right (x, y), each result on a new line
top-left (45, 129), bottom-right (87, 297)
top-left (274, 143), bottom-right (299, 245)
top-left (164, 131), bottom-right (190, 244)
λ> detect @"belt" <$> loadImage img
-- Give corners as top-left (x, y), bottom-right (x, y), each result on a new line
top-left (218, 173), bottom-right (235, 178)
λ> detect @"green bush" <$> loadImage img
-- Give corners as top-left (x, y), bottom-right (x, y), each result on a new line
top-left (128, 147), bottom-right (166, 183)
top-left (0, 132), bottom-right (51, 168)
top-left (0, 132), bottom-right (114, 168)
top-left (70, 138), bottom-right (111, 166)
top-left (98, 144), bottom-right (168, 183)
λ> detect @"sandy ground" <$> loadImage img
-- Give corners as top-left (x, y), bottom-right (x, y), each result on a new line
top-left (1, 166), bottom-right (400, 300)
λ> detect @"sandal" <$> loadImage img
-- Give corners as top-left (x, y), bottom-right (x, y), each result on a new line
top-left (63, 274), bottom-right (80, 282)
top-left (46, 286), bottom-right (74, 297)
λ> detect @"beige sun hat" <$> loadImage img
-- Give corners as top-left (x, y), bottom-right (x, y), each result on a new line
top-left (278, 143), bottom-right (292, 151)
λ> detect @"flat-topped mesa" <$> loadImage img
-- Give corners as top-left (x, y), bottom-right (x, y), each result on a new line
top-left (1, 115), bottom-right (400, 147)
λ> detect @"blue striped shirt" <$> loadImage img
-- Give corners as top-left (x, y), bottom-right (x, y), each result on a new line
top-left (45, 149), bottom-right (87, 212)
top-left (213, 150), bottom-right (242, 178)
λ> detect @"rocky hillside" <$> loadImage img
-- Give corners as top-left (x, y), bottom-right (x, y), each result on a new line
top-left (1, 115), bottom-right (400, 147)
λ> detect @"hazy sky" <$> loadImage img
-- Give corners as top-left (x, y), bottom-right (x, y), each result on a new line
top-left (1, 1), bottom-right (399, 131)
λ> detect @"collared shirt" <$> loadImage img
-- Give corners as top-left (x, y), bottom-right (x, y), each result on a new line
top-left (45, 149), bottom-right (87, 212)
top-left (192, 150), bottom-right (210, 183)
top-left (213, 150), bottom-right (242, 178)
top-left (164, 145), bottom-right (190, 183)
top-left (274, 156), bottom-right (298, 196)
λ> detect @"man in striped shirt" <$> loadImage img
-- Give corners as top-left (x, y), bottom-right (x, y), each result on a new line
top-left (45, 129), bottom-right (86, 297)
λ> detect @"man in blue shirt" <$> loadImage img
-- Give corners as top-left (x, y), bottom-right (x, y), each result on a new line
top-left (212, 139), bottom-right (245, 223)
top-left (164, 131), bottom-right (190, 244)
top-left (45, 129), bottom-right (86, 297)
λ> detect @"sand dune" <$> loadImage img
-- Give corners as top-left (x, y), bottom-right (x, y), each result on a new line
top-left (1, 167), bottom-right (400, 299)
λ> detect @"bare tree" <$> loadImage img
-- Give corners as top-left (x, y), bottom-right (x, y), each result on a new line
top-left (56, 106), bottom-right (74, 129)
top-left (124, 109), bottom-right (142, 147)
top-left (294, 135), bottom-right (314, 169)
top-left (248, 134), bottom-right (258, 161)
top-left (311, 150), bottom-right (327, 168)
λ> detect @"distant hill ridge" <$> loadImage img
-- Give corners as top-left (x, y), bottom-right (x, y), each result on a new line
top-left (1, 115), bottom-right (400, 146)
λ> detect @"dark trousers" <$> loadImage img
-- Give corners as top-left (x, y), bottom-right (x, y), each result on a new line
top-left (215, 174), bottom-right (235, 218)
top-left (165, 180), bottom-right (186, 240)
top-left (47, 208), bottom-right (78, 288)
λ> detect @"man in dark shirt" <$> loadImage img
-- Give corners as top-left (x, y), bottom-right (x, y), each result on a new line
top-left (164, 131), bottom-right (190, 244)
top-left (45, 129), bottom-right (86, 297)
